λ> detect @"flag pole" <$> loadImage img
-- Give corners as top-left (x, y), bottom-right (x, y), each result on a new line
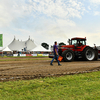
top-left (2, 47), bottom-right (3, 57)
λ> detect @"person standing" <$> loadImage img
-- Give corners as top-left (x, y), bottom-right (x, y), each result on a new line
top-left (50, 41), bottom-right (61, 66)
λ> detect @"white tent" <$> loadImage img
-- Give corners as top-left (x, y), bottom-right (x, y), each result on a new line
top-left (3, 47), bottom-right (12, 52)
top-left (31, 45), bottom-right (51, 52)
top-left (8, 36), bottom-right (37, 51)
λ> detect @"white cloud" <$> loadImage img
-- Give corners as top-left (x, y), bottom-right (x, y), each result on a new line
top-left (94, 11), bottom-right (100, 16)
top-left (90, 0), bottom-right (100, 4)
top-left (0, 0), bottom-right (31, 27)
top-left (89, 0), bottom-right (100, 9)
top-left (0, 0), bottom-right (85, 28)
top-left (87, 0), bottom-right (100, 16)
top-left (56, 18), bottom-right (76, 27)
top-left (88, 6), bottom-right (91, 10)
top-left (30, 0), bottom-right (85, 19)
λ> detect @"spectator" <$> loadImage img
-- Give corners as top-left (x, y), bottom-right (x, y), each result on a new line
top-left (50, 41), bottom-right (61, 66)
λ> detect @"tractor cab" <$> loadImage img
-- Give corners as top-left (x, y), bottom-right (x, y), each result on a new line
top-left (70, 37), bottom-right (87, 51)
top-left (71, 37), bottom-right (86, 46)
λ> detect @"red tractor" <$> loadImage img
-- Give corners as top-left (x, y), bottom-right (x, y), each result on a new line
top-left (49, 37), bottom-right (98, 62)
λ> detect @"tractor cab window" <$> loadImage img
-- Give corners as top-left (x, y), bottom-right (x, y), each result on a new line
top-left (71, 40), bottom-right (77, 46)
top-left (78, 40), bottom-right (86, 46)
top-left (71, 39), bottom-right (86, 46)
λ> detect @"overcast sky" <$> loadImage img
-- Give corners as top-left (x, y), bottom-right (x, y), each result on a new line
top-left (0, 0), bottom-right (100, 47)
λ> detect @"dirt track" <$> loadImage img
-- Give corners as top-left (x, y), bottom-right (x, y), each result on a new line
top-left (0, 57), bottom-right (100, 82)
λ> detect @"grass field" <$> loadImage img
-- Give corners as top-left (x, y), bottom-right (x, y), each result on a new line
top-left (0, 71), bottom-right (100, 100)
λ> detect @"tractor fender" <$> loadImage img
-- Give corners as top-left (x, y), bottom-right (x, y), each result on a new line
top-left (81, 45), bottom-right (89, 51)
top-left (82, 46), bottom-right (90, 51)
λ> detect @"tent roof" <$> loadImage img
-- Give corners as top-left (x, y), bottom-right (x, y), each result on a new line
top-left (8, 37), bottom-right (36, 51)
top-left (3, 47), bottom-right (12, 51)
top-left (31, 45), bottom-right (51, 52)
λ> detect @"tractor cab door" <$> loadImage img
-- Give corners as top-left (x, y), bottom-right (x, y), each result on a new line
top-left (71, 39), bottom-right (86, 51)
top-left (75, 40), bottom-right (86, 51)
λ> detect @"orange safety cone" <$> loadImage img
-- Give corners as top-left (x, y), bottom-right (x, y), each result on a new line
top-left (58, 56), bottom-right (63, 61)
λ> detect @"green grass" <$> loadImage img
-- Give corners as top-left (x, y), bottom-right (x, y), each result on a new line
top-left (0, 71), bottom-right (100, 100)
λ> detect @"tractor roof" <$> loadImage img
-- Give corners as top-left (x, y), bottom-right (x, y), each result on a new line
top-left (71, 37), bottom-right (86, 40)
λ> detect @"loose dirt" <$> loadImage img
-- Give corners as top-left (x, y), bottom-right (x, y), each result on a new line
top-left (0, 57), bottom-right (100, 82)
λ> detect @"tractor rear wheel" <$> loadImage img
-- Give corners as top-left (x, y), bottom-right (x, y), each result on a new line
top-left (82, 47), bottom-right (95, 61)
top-left (62, 50), bottom-right (75, 62)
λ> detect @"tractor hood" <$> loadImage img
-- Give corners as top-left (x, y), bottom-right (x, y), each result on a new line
top-left (61, 45), bottom-right (74, 51)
